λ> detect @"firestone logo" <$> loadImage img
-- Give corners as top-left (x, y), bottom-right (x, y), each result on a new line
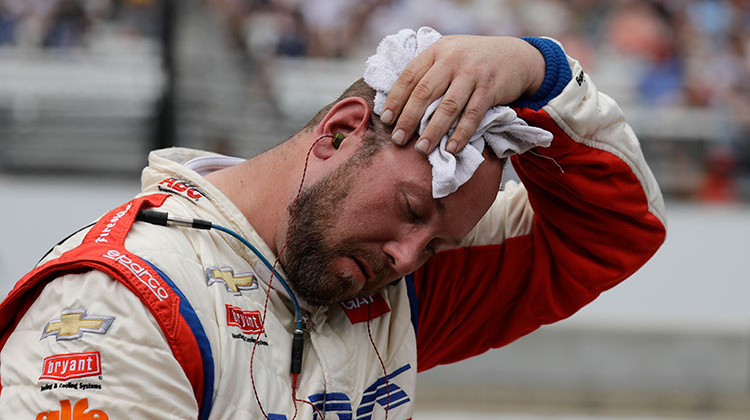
top-left (94, 203), bottom-right (132, 244)
top-left (102, 249), bottom-right (168, 301)
top-left (40, 352), bottom-right (101, 381)
top-left (225, 304), bottom-right (264, 334)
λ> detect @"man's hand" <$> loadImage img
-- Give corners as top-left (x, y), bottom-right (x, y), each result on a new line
top-left (380, 35), bottom-right (546, 155)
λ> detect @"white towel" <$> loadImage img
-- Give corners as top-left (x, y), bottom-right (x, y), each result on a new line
top-left (364, 27), bottom-right (554, 198)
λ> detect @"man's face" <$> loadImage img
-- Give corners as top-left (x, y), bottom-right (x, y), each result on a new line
top-left (281, 137), bottom-right (503, 306)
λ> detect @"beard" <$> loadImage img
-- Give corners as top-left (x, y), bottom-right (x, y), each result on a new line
top-left (279, 153), bottom-right (389, 307)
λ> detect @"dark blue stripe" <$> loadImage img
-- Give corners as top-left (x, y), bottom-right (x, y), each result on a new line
top-left (308, 392), bottom-right (349, 402)
top-left (308, 393), bottom-right (325, 403)
top-left (356, 404), bottom-right (374, 416)
top-left (373, 384), bottom-right (407, 401)
top-left (145, 260), bottom-right (215, 420)
top-left (363, 363), bottom-right (411, 393)
top-left (384, 397), bottom-right (410, 411)
top-left (377, 389), bottom-right (407, 405)
top-left (324, 402), bottom-right (352, 411)
top-left (360, 393), bottom-right (377, 405)
top-left (404, 274), bottom-right (419, 335)
top-left (513, 37), bottom-right (572, 111)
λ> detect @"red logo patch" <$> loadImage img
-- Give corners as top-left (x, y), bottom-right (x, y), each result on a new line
top-left (339, 294), bottom-right (391, 324)
top-left (158, 177), bottom-right (204, 202)
top-left (40, 352), bottom-right (102, 381)
top-left (226, 304), bottom-right (264, 334)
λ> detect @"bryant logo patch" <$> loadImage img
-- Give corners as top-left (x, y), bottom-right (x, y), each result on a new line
top-left (339, 294), bottom-right (391, 324)
top-left (226, 304), bottom-right (264, 334)
top-left (206, 267), bottom-right (258, 295)
top-left (158, 177), bottom-right (205, 202)
top-left (35, 398), bottom-right (108, 420)
top-left (41, 309), bottom-right (115, 341)
top-left (40, 352), bottom-right (101, 381)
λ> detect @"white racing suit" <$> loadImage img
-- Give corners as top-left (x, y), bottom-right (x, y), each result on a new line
top-left (0, 38), bottom-right (666, 419)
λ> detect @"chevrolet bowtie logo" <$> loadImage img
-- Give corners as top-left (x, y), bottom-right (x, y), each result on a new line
top-left (206, 267), bottom-right (258, 295)
top-left (41, 309), bottom-right (115, 341)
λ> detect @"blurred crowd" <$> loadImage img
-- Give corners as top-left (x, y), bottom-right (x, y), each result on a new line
top-left (204, 0), bottom-right (749, 109)
top-left (0, 0), bottom-right (748, 201)
top-left (0, 0), bottom-right (161, 48)
top-left (2, 0), bottom-right (746, 111)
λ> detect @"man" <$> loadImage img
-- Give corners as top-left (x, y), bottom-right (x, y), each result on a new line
top-left (0, 34), bottom-right (665, 419)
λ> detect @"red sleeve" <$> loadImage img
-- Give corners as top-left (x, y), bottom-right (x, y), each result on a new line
top-left (413, 108), bottom-right (667, 372)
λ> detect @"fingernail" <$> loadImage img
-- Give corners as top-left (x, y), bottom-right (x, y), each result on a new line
top-left (392, 129), bottom-right (406, 145)
top-left (415, 138), bottom-right (430, 154)
top-left (380, 109), bottom-right (393, 125)
top-left (446, 140), bottom-right (458, 154)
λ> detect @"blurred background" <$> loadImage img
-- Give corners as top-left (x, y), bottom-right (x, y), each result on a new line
top-left (0, 0), bottom-right (748, 418)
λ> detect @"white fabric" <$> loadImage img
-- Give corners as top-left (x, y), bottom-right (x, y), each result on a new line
top-left (364, 26), bottom-right (554, 198)
top-left (184, 154), bottom-right (246, 176)
top-left (0, 148), bottom-right (418, 419)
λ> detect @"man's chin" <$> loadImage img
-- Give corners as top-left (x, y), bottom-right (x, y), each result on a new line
top-left (285, 266), bottom-right (395, 307)
top-left (292, 276), bottom-right (362, 308)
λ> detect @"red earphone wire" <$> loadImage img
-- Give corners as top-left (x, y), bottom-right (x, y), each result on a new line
top-left (250, 135), bottom-right (333, 419)
top-left (367, 302), bottom-right (390, 419)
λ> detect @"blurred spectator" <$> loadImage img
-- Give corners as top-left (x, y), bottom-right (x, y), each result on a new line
top-left (276, 7), bottom-right (308, 56)
top-left (113, 0), bottom-right (162, 38)
top-left (608, 2), bottom-right (685, 105)
top-left (0, 1), bottom-right (18, 45)
top-left (42, 0), bottom-right (90, 48)
top-left (697, 145), bottom-right (739, 202)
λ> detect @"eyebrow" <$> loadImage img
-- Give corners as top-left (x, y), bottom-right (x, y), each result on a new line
top-left (433, 194), bottom-right (446, 215)
top-left (404, 181), bottom-right (443, 213)
top-left (405, 182), bottom-right (448, 226)
top-left (404, 182), bottom-right (466, 248)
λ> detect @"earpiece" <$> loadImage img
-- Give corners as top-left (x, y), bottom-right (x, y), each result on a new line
top-left (332, 133), bottom-right (345, 149)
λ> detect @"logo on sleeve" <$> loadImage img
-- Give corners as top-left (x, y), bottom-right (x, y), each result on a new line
top-left (102, 249), bottom-right (169, 301)
top-left (339, 293), bottom-right (391, 324)
top-left (206, 267), bottom-right (257, 295)
top-left (226, 304), bottom-right (264, 334)
top-left (41, 309), bottom-right (115, 341)
top-left (40, 352), bottom-right (102, 381)
top-left (35, 398), bottom-right (108, 420)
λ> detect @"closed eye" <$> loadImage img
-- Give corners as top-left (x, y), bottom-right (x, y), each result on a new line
top-left (404, 194), bottom-right (422, 223)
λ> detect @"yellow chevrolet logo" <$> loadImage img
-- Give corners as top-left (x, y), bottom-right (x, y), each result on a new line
top-left (42, 309), bottom-right (115, 341)
top-left (206, 267), bottom-right (257, 295)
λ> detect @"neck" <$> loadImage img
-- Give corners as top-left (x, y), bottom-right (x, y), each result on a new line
top-left (204, 135), bottom-right (309, 255)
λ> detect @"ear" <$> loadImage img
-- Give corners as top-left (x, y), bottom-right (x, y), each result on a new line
top-left (312, 97), bottom-right (371, 159)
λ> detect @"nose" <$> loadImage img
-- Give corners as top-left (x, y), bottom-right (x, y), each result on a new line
top-left (382, 231), bottom-right (431, 276)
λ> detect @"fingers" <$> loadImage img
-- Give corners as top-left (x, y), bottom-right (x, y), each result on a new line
top-left (444, 88), bottom-right (494, 154)
top-left (383, 52), bottom-right (448, 147)
top-left (380, 49), bottom-right (435, 129)
top-left (380, 39), bottom-right (496, 155)
top-left (413, 76), bottom-right (475, 154)
top-left (385, 69), bottom-right (493, 156)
